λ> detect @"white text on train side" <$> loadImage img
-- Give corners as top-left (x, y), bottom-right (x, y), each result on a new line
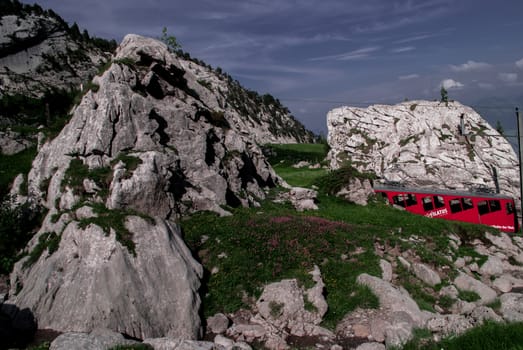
top-left (425, 208), bottom-right (448, 218)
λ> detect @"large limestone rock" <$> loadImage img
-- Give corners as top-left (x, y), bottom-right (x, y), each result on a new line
top-left (7, 33), bottom-right (316, 341)
top-left (7, 216), bottom-right (203, 339)
top-left (0, 7), bottom-right (109, 99)
top-left (327, 101), bottom-right (519, 205)
top-left (27, 34), bottom-right (286, 218)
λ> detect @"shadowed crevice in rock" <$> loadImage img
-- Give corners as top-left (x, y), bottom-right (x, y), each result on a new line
top-left (151, 62), bottom-right (199, 100)
top-left (144, 73), bottom-right (164, 99)
top-left (225, 187), bottom-right (242, 208)
top-left (205, 130), bottom-right (220, 166)
top-left (194, 108), bottom-right (230, 129)
top-left (239, 152), bottom-right (275, 189)
top-left (0, 303), bottom-right (37, 349)
top-left (168, 165), bottom-right (192, 202)
top-left (148, 110), bottom-right (170, 146)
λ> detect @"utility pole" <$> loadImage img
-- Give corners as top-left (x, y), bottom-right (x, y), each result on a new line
top-left (517, 107), bottom-right (523, 234)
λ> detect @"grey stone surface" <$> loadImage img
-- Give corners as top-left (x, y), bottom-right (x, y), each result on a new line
top-left (143, 338), bottom-right (214, 350)
top-left (357, 273), bottom-right (428, 327)
top-left (0, 12), bottom-right (109, 99)
top-left (453, 272), bottom-right (497, 305)
top-left (207, 313), bottom-right (230, 334)
top-left (9, 217), bottom-right (203, 339)
top-left (380, 259), bottom-right (393, 282)
top-left (412, 263), bottom-right (441, 286)
top-left (500, 293), bottom-right (523, 322)
top-left (50, 329), bottom-right (138, 350)
top-left (479, 256), bottom-right (504, 276)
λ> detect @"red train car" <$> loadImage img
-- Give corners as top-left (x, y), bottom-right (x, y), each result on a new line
top-left (374, 184), bottom-right (519, 233)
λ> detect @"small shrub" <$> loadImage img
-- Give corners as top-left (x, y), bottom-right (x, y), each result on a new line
top-left (0, 195), bottom-right (44, 273)
top-left (111, 153), bottom-right (142, 178)
top-left (269, 301), bottom-right (284, 318)
top-left (197, 79), bottom-right (212, 90)
top-left (458, 289), bottom-right (481, 302)
top-left (438, 294), bottom-right (455, 308)
top-left (113, 57), bottom-right (136, 67)
top-left (62, 158), bottom-right (112, 197)
top-left (304, 296), bottom-right (318, 312)
top-left (24, 231), bottom-right (60, 268)
top-left (314, 165), bottom-right (375, 196)
top-left (78, 203), bottom-right (153, 256)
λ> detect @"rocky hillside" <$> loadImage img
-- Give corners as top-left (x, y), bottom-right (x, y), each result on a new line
top-left (327, 101), bottom-right (519, 203)
top-left (3, 33), bottom-right (303, 340)
top-left (0, 1), bottom-right (113, 99)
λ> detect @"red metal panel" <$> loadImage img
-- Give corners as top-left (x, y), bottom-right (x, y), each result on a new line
top-left (374, 188), bottom-right (517, 233)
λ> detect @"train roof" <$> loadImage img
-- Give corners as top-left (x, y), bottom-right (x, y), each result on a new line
top-left (373, 183), bottom-right (514, 200)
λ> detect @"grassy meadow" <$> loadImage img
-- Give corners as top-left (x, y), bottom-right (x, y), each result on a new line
top-left (181, 143), bottom-right (495, 335)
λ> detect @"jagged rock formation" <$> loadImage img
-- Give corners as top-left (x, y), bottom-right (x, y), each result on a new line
top-left (0, 3), bottom-right (111, 98)
top-left (327, 101), bottom-right (519, 203)
top-left (176, 55), bottom-right (314, 145)
top-left (25, 34), bottom-right (285, 216)
top-left (5, 34), bottom-right (313, 340)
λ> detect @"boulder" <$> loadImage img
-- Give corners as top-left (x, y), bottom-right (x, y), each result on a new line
top-left (453, 272), bottom-right (497, 305)
top-left (8, 217), bottom-right (203, 339)
top-left (426, 314), bottom-right (474, 336)
top-left (207, 313), bottom-right (230, 334)
top-left (356, 274), bottom-right (428, 327)
top-left (50, 329), bottom-right (138, 350)
top-left (412, 263), bottom-right (441, 286)
top-left (288, 187), bottom-right (318, 211)
top-left (326, 101), bottom-right (519, 207)
top-left (500, 293), bottom-right (523, 322)
top-left (479, 255), bottom-right (505, 276)
top-left (335, 178), bottom-right (374, 206)
top-left (143, 338), bottom-right (214, 350)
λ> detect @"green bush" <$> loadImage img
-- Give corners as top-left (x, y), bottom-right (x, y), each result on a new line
top-left (314, 165), bottom-right (375, 196)
top-left (0, 196), bottom-right (44, 273)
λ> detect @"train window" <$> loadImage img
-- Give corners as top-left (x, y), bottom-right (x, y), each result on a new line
top-left (489, 200), bottom-right (501, 213)
top-left (393, 194), bottom-right (406, 207)
top-left (478, 200), bottom-right (489, 215)
top-left (507, 202), bottom-right (514, 214)
top-left (449, 198), bottom-right (462, 213)
top-left (461, 198), bottom-right (474, 210)
top-left (434, 196), bottom-right (445, 208)
top-left (406, 194), bottom-right (417, 207)
top-left (422, 196), bottom-right (434, 211)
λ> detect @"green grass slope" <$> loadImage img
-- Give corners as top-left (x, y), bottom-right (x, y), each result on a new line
top-left (181, 143), bottom-right (493, 332)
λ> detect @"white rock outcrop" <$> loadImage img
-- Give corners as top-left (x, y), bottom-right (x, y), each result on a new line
top-left (327, 101), bottom-right (519, 206)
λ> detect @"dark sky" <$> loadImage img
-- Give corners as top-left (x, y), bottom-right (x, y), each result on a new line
top-left (28, 0), bottom-right (523, 135)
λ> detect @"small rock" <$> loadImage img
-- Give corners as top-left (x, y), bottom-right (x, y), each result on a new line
top-left (355, 343), bottom-right (386, 350)
top-left (412, 263), bottom-right (441, 286)
top-left (493, 276), bottom-right (512, 293)
top-left (207, 313), bottom-right (229, 334)
top-left (380, 259), bottom-right (393, 282)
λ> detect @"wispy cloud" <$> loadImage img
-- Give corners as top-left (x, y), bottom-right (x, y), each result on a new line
top-left (309, 46), bottom-right (381, 61)
top-left (393, 29), bottom-right (453, 44)
top-left (391, 46), bottom-right (415, 53)
top-left (450, 60), bottom-right (491, 72)
top-left (516, 57), bottom-right (523, 69)
top-left (399, 74), bottom-right (420, 80)
top-left (478, 82), bottom-right (494, 90)
top-left (441, 78), bottom-right (464, 90)
top-left (498, 72), bottom-right (518, 83)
